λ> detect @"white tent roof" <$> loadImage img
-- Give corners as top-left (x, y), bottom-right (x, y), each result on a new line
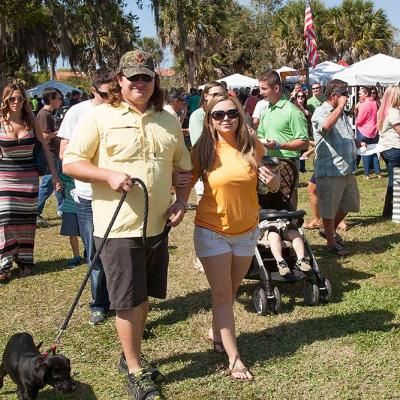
top-left (275, 66), bottom-right (297, 74)
top-left (27, 80), bottom-right (83, 97)
top-left (199, 73), bottom-right (258, 90)
top-left (309, 61), bottom-right (346, 86)
top-left (331, 54), bottom-right (400, 86)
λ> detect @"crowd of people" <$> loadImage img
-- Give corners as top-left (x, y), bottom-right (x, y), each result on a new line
top-left (0, 48), bottom-right (399, 399)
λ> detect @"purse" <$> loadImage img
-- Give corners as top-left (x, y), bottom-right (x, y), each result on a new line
top-left (33, 129), bottom-right (49, 176)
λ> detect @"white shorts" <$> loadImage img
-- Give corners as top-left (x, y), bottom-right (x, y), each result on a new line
top-left (194, 225), bottom-right (259, 258)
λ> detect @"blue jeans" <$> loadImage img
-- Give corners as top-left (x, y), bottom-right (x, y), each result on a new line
top-left (76, 196), bottom-right (110, 313)
top-left (382, 147), bottom-right (400, 195)
top-left (356, 130), bottom-right (380, 176)
top-left (37, 157), bottom-right (63, 215)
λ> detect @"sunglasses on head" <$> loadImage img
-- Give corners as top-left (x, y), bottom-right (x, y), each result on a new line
top-left (9, 96), bottom-right (24, 103)
top-left (95, 88), bottom-right (109, 99)
top-left (211, 109), bottom-right (239, 121)
top-left (126, 74), bottom-right (153, 83)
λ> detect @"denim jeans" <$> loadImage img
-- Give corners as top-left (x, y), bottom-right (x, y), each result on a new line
top-left (37, 157), bottom-right (64, 215)
top-left (356, 130), bottom-right (380, 176)
top-left (76, 196), bottom-right (110, 313)
top-left (382, 147), bottom-right (400, 191)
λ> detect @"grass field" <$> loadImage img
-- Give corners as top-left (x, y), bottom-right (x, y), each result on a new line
top-left (1, 163), bottom-right (400, 400)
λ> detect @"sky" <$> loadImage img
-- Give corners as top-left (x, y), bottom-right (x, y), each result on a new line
top-left (129, 0), bottom-right (399, 38)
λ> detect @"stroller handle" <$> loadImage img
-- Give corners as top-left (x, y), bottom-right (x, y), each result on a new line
top-left (259, 209), bottom-right (306, 221)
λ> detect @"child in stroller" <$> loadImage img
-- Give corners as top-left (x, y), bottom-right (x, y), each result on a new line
top-left (246, 157), bottom-right (332, 314)
top-left (258, 212), bottom-right (312, 276)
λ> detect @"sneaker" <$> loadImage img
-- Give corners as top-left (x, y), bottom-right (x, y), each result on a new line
top-left (296, 258), bottom-right (312, 272)
top-left (66, 256), bottom-right (83, 268)
top-left (126, 369), bottom-right (161, 400)
top-left (36, 215), bottom-right (48, 228)
top-left (277, 260), bottom-right (291, 276)
top-left (89, 311), bottom-right (106, 326)
top-left (119, 353), bottom-right (163, 382)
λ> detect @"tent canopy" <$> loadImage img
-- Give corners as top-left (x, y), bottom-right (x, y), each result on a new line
top-left (331, 54), bottom-right (400, 86)
top-left (199, 73), bottom-right (258, 90)
top-left (309, 61), bottom-right (346, 86)
top-left (275, 66), bottom-right (297, 74)
top-left (27, 80), bottom-right (83, 97)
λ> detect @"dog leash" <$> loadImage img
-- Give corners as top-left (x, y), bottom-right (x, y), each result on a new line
top-left (53, 177), bottom-right (170, 346)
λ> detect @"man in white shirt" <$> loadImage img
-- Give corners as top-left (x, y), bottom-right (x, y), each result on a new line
top-left (252, 98), bottom-right (269, 129)
top-left (58, 67), bottom-right (114, 325)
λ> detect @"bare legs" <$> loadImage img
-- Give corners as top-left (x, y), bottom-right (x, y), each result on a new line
top-left (116, 301), bottom-right (149, 373)
top-left (200, 252), bottom-right (253, 380)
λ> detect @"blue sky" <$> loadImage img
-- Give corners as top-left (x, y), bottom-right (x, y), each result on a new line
top-left (129, 0), bottom-right (399, 40)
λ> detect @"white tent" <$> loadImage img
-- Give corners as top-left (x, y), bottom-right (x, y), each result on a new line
top-left (275, 66), bottom-right (297, 74)
top-left (27, 80), bottom-right (83, 97)
top-left (309, 61), bottom-right (346, 86)
top-left (331, 54), bottom-right (400, 86)
top-left (199, 73), bottom-right (258, 90)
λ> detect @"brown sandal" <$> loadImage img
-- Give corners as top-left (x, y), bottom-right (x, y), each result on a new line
top-left (205, 335), bottom-right (226, 354)
top-left (0, 270), bottom-right (12, 284)
top-left (228, 361), bottom-right (254, 381)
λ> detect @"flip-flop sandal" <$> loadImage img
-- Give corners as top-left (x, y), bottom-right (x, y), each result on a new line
top-left (205, 336), bottom-right (226, 354)
top-left (327, 243), bottom-right (348, 257)
top-left (318, 229), bottom-right (344, 246)
top-left (228, 364), bottom-right (254, 381)
top-left (303, 223), bottom-right (322, 230)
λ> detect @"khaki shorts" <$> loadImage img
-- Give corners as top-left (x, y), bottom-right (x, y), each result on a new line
top-left (316, 175), bottom-right (360, 219)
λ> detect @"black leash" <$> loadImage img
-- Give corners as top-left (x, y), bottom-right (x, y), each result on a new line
top-left (54, 177), bottom-right (170, 344)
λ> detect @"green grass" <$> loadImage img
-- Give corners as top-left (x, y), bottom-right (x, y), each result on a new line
top-left (1, 161), bottom-right (400, 399)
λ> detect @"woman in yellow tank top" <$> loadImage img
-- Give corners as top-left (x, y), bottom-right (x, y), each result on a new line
top-left (191, 94), bottom-right (279, 380)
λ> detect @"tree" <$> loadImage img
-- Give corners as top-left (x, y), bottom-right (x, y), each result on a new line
top-left (323, 0), bottom-right (394, 64)
top-left (149, 0), bottom-right (232, 89)
top-left (136, 37), bottom-right (164, 69)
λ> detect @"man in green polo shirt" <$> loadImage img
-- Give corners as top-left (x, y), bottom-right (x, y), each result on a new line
top-left (257, 69), bottom-right (309, 159)
top-left (308, 82), bottom-right (326, 114)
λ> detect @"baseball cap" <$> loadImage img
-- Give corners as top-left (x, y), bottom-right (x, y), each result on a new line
top-left (119, 50), bottom-right (155, 79)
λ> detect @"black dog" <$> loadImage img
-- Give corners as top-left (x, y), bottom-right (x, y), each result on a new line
top-left (0, 332), bottom-right (76, 400)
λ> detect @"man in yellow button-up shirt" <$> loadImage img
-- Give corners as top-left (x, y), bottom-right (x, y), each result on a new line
top-left (64, 50), bottom-right (192, 400)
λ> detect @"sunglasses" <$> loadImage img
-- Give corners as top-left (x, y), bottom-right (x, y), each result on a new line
top-left (95, 88), bottom-right (109, 99)
top-left (211, 109), bottom-right (239, 121)
top-left (9, 96), bottom-right (24, 103)
top-left (335, 90), bottom-right (349, 97)
top-left (208, 92), bottom-right (223, 97)
top-left (297, 95), bottom-right (305, 99)
top-left (126, 74), bottom-right (153, 83)
top-left (312, 87), bottom-right (321, 90)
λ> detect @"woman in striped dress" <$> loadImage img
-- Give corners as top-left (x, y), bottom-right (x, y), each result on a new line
top-left (0, 83), bottom-right (62, 283)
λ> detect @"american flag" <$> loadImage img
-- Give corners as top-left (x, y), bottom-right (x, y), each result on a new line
top-left (304, 2), bottom-right (318, 68)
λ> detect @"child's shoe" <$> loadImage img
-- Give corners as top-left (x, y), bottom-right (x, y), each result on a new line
top-left (296, 257), bottom-right (312, 272)
top-left (277, 260), bottom-right (291, 276)
top-left (67, 256), bottom-right (83, 268)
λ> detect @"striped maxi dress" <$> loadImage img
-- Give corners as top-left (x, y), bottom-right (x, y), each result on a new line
top-left (0, 126), bottom-right (39, 273)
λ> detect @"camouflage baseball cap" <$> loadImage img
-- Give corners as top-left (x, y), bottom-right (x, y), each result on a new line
top-left (119, 50), bottom-right (155, 78)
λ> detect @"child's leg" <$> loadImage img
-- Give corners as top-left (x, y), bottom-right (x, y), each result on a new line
top-left (285, 229), bottom-right (305, 259)
top-left (267, 231), bottom-right (284, 261)
top-left (69, 236), bottom-right (80, 257)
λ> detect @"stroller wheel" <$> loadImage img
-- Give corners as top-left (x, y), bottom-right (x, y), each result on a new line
top-left (253, 287), bottom-right (267, 315)
top-left (303, 281), bottom-right (320, 306)
top-left (269, 286), bottom-right (282, 314)
top-left (319, 278), bottom-right (332, 302)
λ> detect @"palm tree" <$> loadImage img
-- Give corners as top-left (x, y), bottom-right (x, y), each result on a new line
top-left (271, 0), bottom-right (329, 69)
top-left (150, 0), bottom-right (232, 88)
top-left (136, 37), bottom-right (164, 69)
top-left (323, 0), bottom-right (393, 64)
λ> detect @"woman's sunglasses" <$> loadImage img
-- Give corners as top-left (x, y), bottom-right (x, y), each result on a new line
top-left (296, 95), bottom-right (305, 99)
top-left (95, 88), bottom-right (109, 99)
top-left (126, 74), bottom-right (153, 83)
top-left (9, 96), bottom-right (25, 103)
top-left (211, 109), bottom-right (239, 121)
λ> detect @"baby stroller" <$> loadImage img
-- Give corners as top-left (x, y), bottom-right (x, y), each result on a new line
top-left (245, 158), bottom-right (332, 315)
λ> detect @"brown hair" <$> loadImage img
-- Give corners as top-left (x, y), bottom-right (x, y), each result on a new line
top-left (1, 83), bottom-right (35, 130)
top-left (325, 79), bottom-right (348, 98)
top-left (199, 81), bottom-right (226, 110)
top-left (258, 69), bottom-right (282, 88)
top-left (192, 94), bottom-right (257, 177)
top-left (108, 72), bottom-right (165, 112)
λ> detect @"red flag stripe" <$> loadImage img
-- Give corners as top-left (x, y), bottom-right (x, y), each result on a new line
top-left (304, 4), bottom-right (318, 68)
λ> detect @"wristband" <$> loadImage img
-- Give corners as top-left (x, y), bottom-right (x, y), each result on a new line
top-left (275, 142), bottom-right (280, 150)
